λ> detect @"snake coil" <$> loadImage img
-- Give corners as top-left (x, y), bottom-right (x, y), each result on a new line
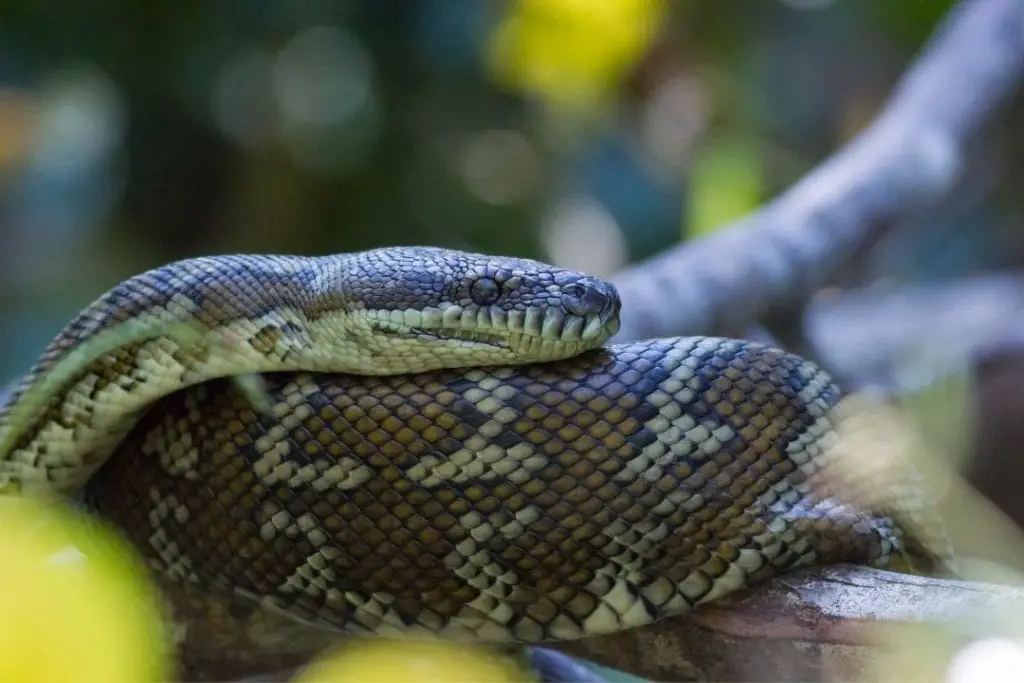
top-left (0, 247), bottom-right (950, 680)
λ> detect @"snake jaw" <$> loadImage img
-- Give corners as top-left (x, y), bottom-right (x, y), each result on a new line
top-left (370, 320), bottom-right (511, 350)
top-left (366, 308), bottom-right (613, 362)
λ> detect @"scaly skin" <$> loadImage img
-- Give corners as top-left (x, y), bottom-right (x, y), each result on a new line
top-left (82, 336), bottom-right (947, 681)
top-left (0, 247), bottom-right (619, 494)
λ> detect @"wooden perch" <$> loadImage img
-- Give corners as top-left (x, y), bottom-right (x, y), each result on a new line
top-left (226, 566), bottom-right (1024, 683)
top-left (550, 565), bottom-right (1024, 682)
top-left (804, 274), bottom-right (1024, 389)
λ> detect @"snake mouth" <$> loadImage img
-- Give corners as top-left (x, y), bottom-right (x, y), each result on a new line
top-left (368, 306), bottom-right (615, 356)
top-left (372, 321), bottom-right (511, 349)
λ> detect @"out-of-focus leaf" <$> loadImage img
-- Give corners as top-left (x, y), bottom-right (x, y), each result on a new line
top-left (483, 0), bottom-right (667, 113)
top-left (0, 496), bottom-right (171, 682)
top-left (293, 638), bottom-right (535, 683)
top-left (687, 134), bottom-right (762, 238)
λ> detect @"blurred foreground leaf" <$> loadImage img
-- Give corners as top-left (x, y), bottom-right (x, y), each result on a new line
top-left (294, 637), bottom-right (535, 683)
top-left (0, 496), bottom-right (171, 682)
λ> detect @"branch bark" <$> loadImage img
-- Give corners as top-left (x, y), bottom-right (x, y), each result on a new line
top-left (610, 0), bottom-right (1024, 343)
top-left (227, 566), bottom-right (1024, 683)
top-left (804, 273), bottom-right (1024, 387)
top-left (552, 565), bottom-right (1024, 682)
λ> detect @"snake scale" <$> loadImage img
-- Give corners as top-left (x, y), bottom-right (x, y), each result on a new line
top-left (0, 246), bottom-right (950, 680)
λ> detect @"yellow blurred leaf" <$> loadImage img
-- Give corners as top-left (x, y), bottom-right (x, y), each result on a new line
top-left (294, 638), bottom-right (534, 683)
top-left (0, 497), bottom-right (172, 682)
top-left (485, 0), bottom-right (667, 111)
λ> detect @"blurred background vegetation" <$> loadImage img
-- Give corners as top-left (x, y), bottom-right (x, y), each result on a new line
top-left (8, 0), bottom-right (1023, 383)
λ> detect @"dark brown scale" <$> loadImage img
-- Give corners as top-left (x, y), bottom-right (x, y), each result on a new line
top-left (82, 336), bottom-right (933, 681)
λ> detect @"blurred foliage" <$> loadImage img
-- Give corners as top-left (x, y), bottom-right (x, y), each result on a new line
top-left (687, 133), bottom-right (763, 237)
top-left (486, 0), bottom-right (668, 113)
top-left (0, 496), bottom-right (170, 681)
top-left (294, 638), bottom-right (533, 683)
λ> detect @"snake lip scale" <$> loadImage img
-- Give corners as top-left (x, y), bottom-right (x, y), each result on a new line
top-left (0, 245), bottom-right (949, 680)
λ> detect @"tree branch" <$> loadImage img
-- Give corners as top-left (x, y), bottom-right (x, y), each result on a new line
top-left (804, 274), bottom-right (1024, 385)
top-left (610, 0), bottom-right (1024, 343)
top-left (552, 565), bottom-right (1024, 682)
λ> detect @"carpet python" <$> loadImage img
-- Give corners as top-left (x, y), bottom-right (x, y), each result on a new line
top-left (0, 246), bottom-right (950, 680)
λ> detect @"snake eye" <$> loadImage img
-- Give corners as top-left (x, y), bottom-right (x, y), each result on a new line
top-left (470, 277), bottom-right (502, 305)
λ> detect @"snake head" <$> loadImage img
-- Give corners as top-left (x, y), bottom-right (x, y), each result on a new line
top-left (336, 246), bottom-right (621, 371)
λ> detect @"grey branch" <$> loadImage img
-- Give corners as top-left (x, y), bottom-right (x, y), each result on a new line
top-left (552, 565), bottom-right (1024, 682)
top-left (610, 0), bottom-right (1024, 343)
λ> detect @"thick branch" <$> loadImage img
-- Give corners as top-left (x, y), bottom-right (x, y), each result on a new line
top-left (804, 273), bottom-right (1024, 387)
top-left (553, 565), bottom-right (1024, 682)
top-left (610, 0), bottom-right (1024, 343)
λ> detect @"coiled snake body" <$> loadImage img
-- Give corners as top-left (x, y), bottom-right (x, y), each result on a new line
top-left (0, 246), bottom-right (945, 679)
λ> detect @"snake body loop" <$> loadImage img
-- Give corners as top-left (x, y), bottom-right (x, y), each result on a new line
top-left (86, 336), bottom-right (900, 630)
top-left (0, 247), bottom-right (948, 680)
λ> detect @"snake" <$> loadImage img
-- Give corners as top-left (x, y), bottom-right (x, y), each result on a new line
top-left (0, 246), bottom-right (951, 680)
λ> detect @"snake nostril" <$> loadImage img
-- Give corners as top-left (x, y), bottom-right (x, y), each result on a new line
top-left (561, 278), bottom-right (619, 319)
top-left (602, 286), bottom-right (621, 319)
